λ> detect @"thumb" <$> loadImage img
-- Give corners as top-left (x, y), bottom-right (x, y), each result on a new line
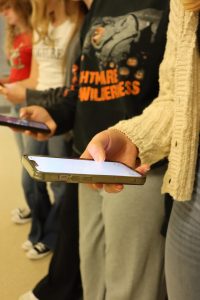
top-left (87, 142), bottom-right (106, 162)
top-left (20, 107), bottom-right (32, 119)
top-left (81, 142), bottom-right (106, 162)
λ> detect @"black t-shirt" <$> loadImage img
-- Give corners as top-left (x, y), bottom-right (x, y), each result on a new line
top-left (72, 0), bottom-right (169, 153)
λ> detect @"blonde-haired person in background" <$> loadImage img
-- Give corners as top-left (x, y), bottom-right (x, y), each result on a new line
top-left (80, 0), bottom-right (200, 299)
top-left (1, 0), bottom-right (85, 260)
top-left (19, 0), bottom-right (87, 298)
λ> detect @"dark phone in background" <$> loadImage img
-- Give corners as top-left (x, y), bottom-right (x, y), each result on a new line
top-left (0, 114), bottom-right (51, 133)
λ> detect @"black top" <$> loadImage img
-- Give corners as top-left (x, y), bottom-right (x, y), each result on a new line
top-left (27, 0), bottom-right (169, 155)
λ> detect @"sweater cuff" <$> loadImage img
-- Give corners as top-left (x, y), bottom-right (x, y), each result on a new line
top-left (111, 104), bottom-right (173, 166)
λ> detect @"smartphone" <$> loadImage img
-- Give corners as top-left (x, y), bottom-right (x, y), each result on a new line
top-left (0, 114), bottom-right (51, 134)
top-left (22, 155), bottom-right (146, 185)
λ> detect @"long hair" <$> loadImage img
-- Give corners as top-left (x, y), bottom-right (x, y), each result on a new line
top-left (31, 0), bottom-right (87, 46)
top-left (0, 0), bottom-right (32, 54)
top-left (31, 0), bottom-right (51, 45)
top-left (31, 0), bottom-right (87, 73)
top-left (62, 1), bottom-right (87, 67)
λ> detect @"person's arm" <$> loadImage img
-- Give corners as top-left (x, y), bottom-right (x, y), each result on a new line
top-left (1, 56), bottom-right (38, 104)
top-left (18, 85), bottom-right (78, 136)
top-left (24, 52), bottom-right (81, 133)
top-left (111, 0), bottom-right (179, 166)
top-left (18, 85), bottom-right (77, 139)
top-left (0, 77), bottom-right (10, 84)
top-left (26, 86), bottom-right (72, 108)
top-left (26, 86), bottom-right (78, 134)
top-left (81, 129), bottom-right (142, 192)
top-left (19, 105), bottom-right (57, 141)
top-left (81, 0), bottom-right (179, 193)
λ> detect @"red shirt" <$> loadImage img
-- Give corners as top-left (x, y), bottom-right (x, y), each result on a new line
top-left (9, 32), bottom-right (32, 83)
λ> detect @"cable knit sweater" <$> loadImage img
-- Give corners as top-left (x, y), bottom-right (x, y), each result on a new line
top-left (113, 0), bottom-right (200, 201)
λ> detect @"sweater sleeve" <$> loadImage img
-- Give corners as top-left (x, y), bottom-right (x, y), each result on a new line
top-left (26, 87), bottom-right (78, 135)
top-left (46, 88), bottom-right (78, 134)
top-left (112, 0), bottom-right (179, 166)
top-left (26, 87), bottom-right (67, 108)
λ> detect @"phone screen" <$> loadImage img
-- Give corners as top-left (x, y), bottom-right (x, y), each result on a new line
top-left (0, 114), bottom-right (50, 133)
top-left (28, 156), bottom-right (141, 178)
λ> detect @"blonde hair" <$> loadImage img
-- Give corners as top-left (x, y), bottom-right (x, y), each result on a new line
top-left (31, 0), bottom-right (51, 45)
top-left (62, 1), bottom-right (87, 71)
top-left (0, 0), bottom-right (32, 54)
top-left (31, 0), bottom-right (87, 72)
top-left (31, 0), bottom-right (87, 46)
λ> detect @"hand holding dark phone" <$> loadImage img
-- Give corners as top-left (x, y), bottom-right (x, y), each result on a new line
top-left (0, 114), bottom-right (51, 134)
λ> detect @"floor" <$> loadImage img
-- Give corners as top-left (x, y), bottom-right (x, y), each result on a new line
top-left (0, 126), bottom-right (51, 300)
top-left (0, 17), bottom-right (51, 300)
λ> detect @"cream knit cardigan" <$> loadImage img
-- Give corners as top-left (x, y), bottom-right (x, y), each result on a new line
top-left (113, 0), bottom-right (200, 201)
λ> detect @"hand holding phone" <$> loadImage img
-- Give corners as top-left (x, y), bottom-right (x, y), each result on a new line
top-left (19, 106), bottom-right (57, 140)
top-left (0, 114), bottom-right (51, 134)
top-left (81, 129), bottom-right (149, 192)
top-left (22, 155), bottom-right (146, 185)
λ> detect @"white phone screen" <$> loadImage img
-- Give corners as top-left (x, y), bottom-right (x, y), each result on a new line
top-left (28, 156), bottom-right (141, 178)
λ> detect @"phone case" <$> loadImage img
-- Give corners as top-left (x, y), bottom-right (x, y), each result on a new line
top-left (0, 114), bottom-right (50, 133)
top-left (22, 155), bottom-right (146, 185)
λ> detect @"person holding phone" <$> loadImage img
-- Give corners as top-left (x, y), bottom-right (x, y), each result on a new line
top-left (0, 0), bottom-right (34, 227)
top-left (18, 0), bottom-right (170, 299)
top-left (0, 114), bottom-right (51, 133)
top-left (22, 155), bottom-right (146, 185)
top-left (80, 1), bottom-right (200, 299)
top-left (1, 0), bottom-right (86, 260)
top-left (0, 0), bottom-right (32, 162)
top-left (0, 0), bottom-right (32, 86)
top-left (18, 0), bottom-right (86, 299)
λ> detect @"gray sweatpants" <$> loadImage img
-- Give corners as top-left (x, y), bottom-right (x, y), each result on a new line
top-left (79, 165), bottom-right (166, 300)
